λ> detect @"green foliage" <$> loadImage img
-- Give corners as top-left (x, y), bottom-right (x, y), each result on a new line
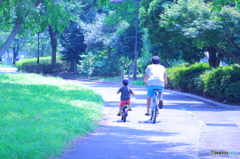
top-left (15, 57), bottom-right (70, 74)
top-left (0, 73), bottom-right (103, 159)
top-left (60, 21), bottom-right (86, 65)
top-left (166, 63), bottom-right (189, 90)
top-left (201, 64), bottom-right (240, 100)
top-left (111, 25), bottom-right (143, 59)
top-left (160, 0), bottom-right (240, 65)
top-left (79, 52), bottom-right (96, 77)
top-left (167, 63), bottom-right (210, 93)
top-left (80, 51), bottom-right (121, 77)
top-left (211, 0), bottom-right (237, 11)
top-left (224, 81), bottom-right (240, 102)
top-left (167, 63), bottom-right (240, 102)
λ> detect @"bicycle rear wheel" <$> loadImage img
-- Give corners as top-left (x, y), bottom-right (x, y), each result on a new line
top-left (152, 107), bottom-right (157, 123)
top-left (121, 106), bottom-right (128, 122)
top-left (122, 113), bottom-right (127, 122)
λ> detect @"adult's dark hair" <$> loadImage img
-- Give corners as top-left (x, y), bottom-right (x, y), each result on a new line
top-left (151, 56), bottom-right (160, 64)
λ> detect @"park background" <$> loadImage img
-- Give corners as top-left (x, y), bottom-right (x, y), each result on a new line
top-left (0, 0), bottom-right (240, 158)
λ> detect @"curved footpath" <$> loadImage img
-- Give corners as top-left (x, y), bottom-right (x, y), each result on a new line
top-left (1, 68), bottom-right (239, 159)
top-left (58, 79), bottom-right (240, 159)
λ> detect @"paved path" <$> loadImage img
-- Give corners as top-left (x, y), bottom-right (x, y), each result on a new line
top-left (57, 80), bottom-right (240, 159)
top-left (0, 66), bottom-right (18, 74)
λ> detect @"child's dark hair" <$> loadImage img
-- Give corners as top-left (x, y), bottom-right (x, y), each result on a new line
top-left (152, 56), bottom-right (160, 64)
top-left (122, 78), bottom-right (129, 86)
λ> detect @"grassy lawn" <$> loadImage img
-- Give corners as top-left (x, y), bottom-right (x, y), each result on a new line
top-left (0, 73), bottom-right (104, 159)
top-left (99, 76), bottom-right (146, 86)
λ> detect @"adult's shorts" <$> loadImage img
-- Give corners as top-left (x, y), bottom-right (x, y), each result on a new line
top-left (147, 85), bottom-right (164, 97)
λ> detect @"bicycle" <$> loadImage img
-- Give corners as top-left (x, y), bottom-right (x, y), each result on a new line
top-left (150, 89), bottom-right (160, 124)
top-left (121, 102), bottom-right (130, 122)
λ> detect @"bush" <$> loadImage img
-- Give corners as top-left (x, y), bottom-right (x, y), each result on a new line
top-left (225, 81), bottom-right (240, 102)
top-left (201, 64), bottom-right (240, 100)
top-left (166, 63), bottom-right (189, 90)
top-left (167, 63), bottom-right (209, 93)
top-left (16, 57), bottom-right (70, 74)
top-left (167, 63), bottom-right (240, 103)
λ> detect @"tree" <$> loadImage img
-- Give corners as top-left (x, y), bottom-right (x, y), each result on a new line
top-left (0, 0), bottom-right (86, 63)
top-left (160, 0), bottom-right (240, 66)
top-left (60, 21), bottom-right (86, 72)
top-left (111, 24), bottom-right (143, 76)
top-left (0, 0), bottom-right (44, 57)
top-left (82, 0), bottom-right (145, 78)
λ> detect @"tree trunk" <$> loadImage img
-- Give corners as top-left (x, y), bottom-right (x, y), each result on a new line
top-left (213, 46), bottom-right (240, 64)
top-left (12, 47), bottom-right (16, 64)
top-left (128, 60), bottom-right (134, 79)
top-left (0, 22), bottom-right (22, 57)
top-left (121, 58), bottom-right (127, 79)
top-left (41, 43), bottom-right (44, 57)
top-left (68, 57), bottom-right (77, 72)
top-left (49, 26), bottom-right (57, 64)
top-left (207, 47), bottom-right (218, 67)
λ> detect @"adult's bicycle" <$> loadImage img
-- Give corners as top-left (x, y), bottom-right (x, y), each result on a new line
top-left (150, 89), bottom-right (160, 124)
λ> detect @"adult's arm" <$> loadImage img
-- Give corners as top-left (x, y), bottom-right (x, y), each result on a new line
top-left (144, 73), bottom-right (149, 83)
top-left (164, 73), bottom-right (168, 85)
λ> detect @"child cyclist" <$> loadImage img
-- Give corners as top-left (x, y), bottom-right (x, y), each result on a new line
top-left (116, 78), bottom-right (135, 116)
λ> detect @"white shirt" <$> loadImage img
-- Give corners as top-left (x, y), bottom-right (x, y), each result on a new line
top-left (145, 64), bottom-right (166, 86)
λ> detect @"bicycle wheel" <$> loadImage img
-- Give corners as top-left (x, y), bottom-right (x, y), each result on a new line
top-left (122, 106), bottom-right (128, 122)
top-left (152, 106), bottom-right (157, 123)
top-left (122, 113), bottom-right (127, 122)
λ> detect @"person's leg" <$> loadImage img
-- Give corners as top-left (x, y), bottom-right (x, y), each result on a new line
top-left (118, 102), bottom-right (123, 116)
top-left (146, 86), bottom-right (154, 115)
top-left (156, 86), bottom-right (164, 108)
top-left (127, 101), bottom-right (132, 111)
top-left (146, 96), bottom-right (151, 115)
top-left (158, 92), bottom-right (163, 100)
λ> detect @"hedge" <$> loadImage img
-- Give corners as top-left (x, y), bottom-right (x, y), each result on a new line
top-left (200, 65), bottom-right (240, 102)
top-left (167, 63), bottom-right (240, 103)
top-left (166, 63), bottom-right (209, 94)
top-left (15, 57), bottom-right (70, 74)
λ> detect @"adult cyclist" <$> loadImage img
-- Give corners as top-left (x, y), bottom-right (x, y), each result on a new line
top-left (143, 56), bottom-right (168, 116)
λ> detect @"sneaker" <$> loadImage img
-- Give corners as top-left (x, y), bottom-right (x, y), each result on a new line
top-left (158, 100), bottom-right (163, 109)
top-left (117, 112), bottom-right (121, 116)
top-left (145, 113), bottom-right (150, 116)
top-left (128, 107), bottom-right (132, 111)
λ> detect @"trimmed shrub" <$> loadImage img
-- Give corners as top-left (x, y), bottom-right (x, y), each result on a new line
top-left (201, 64), bottom-right (240, 100)
top-left (15, 57), bottom-right (70, 74)
top-left (167, 63), bottom-right (209, 93)
top-left (225, 81), bottom-right (240, 102)
top-left (167, 63), bottom-right (240, 103)
top-left (166, 63), bottom-right (189, 90)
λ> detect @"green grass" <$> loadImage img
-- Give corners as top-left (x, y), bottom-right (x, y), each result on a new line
top-left (0, 73), bottom-right (104, 159)
top-left (98, 76), bottom-right (145, 86)
top-left (98, 77), bottom-right (121, 81)
top-left (130, 80), bottom-right (145, 86)
top-left (0, 62), bottom-right (15, 67)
